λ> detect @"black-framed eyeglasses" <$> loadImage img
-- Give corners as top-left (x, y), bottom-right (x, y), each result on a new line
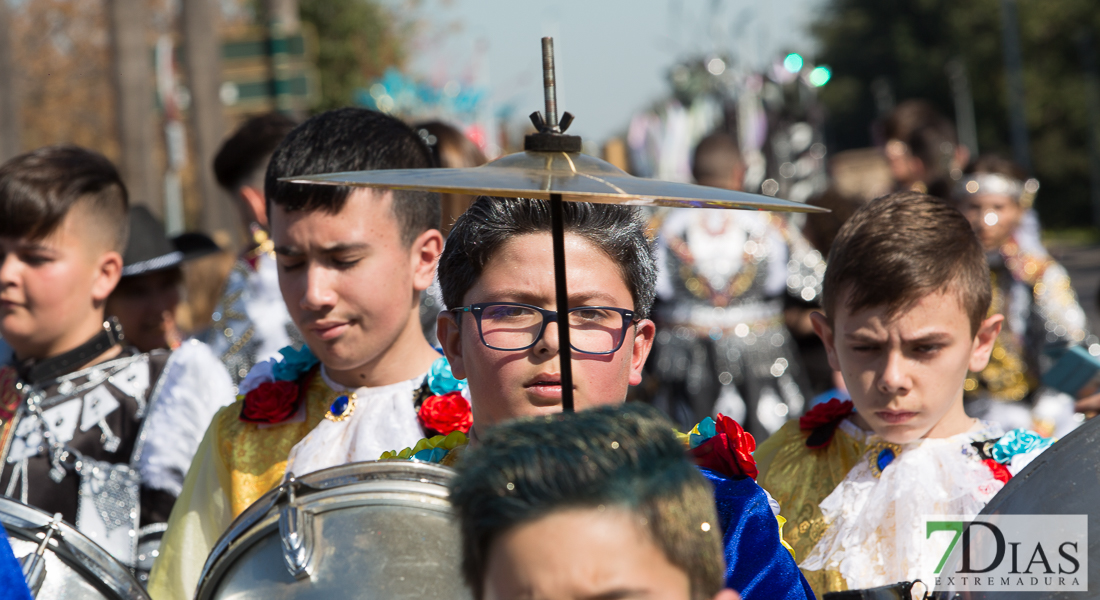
top-left (452, 302), bottom-right (638, 355)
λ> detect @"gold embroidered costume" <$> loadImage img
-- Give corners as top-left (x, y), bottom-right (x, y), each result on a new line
top-left (755, 419), bottom-right (867, 595)
top-left (147, 370), bottom-right (332, 600)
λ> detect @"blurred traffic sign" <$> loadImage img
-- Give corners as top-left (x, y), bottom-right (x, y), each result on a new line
top-left (219, 26), bottom-right (318, 114)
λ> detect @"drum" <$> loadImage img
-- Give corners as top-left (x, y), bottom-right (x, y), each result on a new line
top-left (948, 415), bottom-right (1100, 599)
top-left (196, 461), bottom-right (473, 600)
top-left (0, 496), bottom-right (150, 599)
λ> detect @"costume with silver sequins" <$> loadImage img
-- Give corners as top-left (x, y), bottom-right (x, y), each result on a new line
top-left (648, 209), bottom-right (822, 436)
top-left (0, 341), bottom-right (234, 583)
top-left (199, 252), bottom-right (301, 387)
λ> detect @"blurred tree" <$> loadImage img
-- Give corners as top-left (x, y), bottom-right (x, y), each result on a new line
top-left (11, 0), bottom-right (119, 159)
top-left (812, 0), bottom-right (1100, 227)
top-left (297, 0), bottom-right (413, 111)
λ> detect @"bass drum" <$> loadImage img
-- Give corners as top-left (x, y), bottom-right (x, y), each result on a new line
top-left (0, 496), bottom-right (150, 599)
top-left (196, 461), bottom-right (473, 600)
top-left (955, 415), bottom-right (1100, 600)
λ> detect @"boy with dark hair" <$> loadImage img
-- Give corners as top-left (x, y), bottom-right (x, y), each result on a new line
top-left (756, 191), bottom-right (1051, 595)
top-left (203, 112), bottom-right (299, 386)
top-left (386, 196), bottom-right (813, 600)
top-left (149, 108), bottom-right (447, 599)
top-left (451, 403), bottom-right (739, 600)
top-left (0, 145), bottom-right (233, 580)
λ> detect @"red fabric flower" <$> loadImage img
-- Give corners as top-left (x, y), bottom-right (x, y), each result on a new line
top-left (983, 458), bottom-right (1012, 484)
top-left (690, 414), bottom-right (759, 480)
top-left (418, 391), bottom-right (472, 437)
top-left (800, 398), bottom-right (855, 430)
top-left (240, 381), bottom-right (301, 424)
top-left (800, 398), bottom-right (855, 449)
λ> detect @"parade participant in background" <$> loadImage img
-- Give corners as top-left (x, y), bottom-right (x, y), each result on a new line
top-left (451, 403), bottom-right (739, 600)
top-left (148, 108), bottom-right (448, 600)
top-left (202, 112), bottom-right (300, 386)
top-left (413, 120), bottom-right (487, 235)
top-left (0, 146), bottom-right (234, 581)
top-left (648, 132), bottom-right (822, 436)
top-left (756, 192), bottom-right (1052, 596)
top-left (385, 197), bottom-right (813, 600)
top-left (953, 155), bottom-right (1086, 436)
top-left (411, 121), bottom-right (488, 347)
top-left (880, 100), bottom-right (969, 199)
top-left (107, 206), bottom-right (220, 352)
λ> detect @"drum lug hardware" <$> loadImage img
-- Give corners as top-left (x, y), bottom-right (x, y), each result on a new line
top-left (20, 512), bottom-right (62, 598)
top-left (279, 474), bottom-right (315, 580)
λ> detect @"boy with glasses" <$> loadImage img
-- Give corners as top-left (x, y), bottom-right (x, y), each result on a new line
top-left (385, 196), bottom-right (813, 600)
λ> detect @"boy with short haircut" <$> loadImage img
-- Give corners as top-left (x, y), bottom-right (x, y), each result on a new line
top-left (451, 403), bottom-right (739, 600)
top-left (0, 146), bottom-right (233, 579)
top-left (149, 108), bottom-right (448, 599)
top-left (204, 112), bottom-right (299, 385)
top-left (386, 196), bottom-right (813, 600)
top-left (755, 191), bottom-right (1052, 595)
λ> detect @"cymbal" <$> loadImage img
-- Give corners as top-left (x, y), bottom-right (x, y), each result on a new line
top-left (285, 150), bottom-right (827, 213)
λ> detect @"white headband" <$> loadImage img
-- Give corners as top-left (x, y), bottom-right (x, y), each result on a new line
top-left (954, 172), bottom-right (1040, 208)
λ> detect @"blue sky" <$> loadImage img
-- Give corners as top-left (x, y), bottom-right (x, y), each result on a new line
top-left (400, 0), bottom-right (824, 145)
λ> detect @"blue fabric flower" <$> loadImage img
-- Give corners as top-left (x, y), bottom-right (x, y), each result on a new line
top-left (689, 417), bottom-right (717, 449)
top-left (991, 429), bottom-right (1054, 464)
top-left (412, 447), bottom-right (449, 463)
top-left (427, 356), bottom-right (466, 395)
top-left (272, 345), bottom-right (319, 382)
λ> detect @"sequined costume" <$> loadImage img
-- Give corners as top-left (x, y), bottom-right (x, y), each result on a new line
top-left (148, 349), bottom-right (443, 600)
top-left (198, 248), bottom-right (300, 387)
top-left (965, 237), bottom-right (1087, 436)
top-left (648, 209), bottom-right (823, 436)
top-left (756, 408), bottom-right (1050, 596)
top-left (0, 335), bottom-right (233, 583)
top-left (383, 416), bottom-right (816, 600)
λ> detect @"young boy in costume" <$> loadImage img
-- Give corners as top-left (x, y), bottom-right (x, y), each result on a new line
top-left (755, 191), bottom-right (1052, 596)
top-left (0, 146), bottom-right (233, 581)
top-left (953, 155), bottom-right (1086, 437)
top-left (203, 112), bottom-right (299, 386)
top-left (148, 108), bottom-right (452, 599)
top-left (648, 131), bottom-right (822, 436)
top-left (385, 197), bottom-right (814, 600)
top-left (451, 403), bottom-right (739, 600)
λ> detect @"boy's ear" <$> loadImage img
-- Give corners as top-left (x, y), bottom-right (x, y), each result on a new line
top-left (238, 186), bottom-right (268, 228)
top-left (968, 313), bottom-right (1004, 373)
top-left (91, 251), bottom-right (123, 305)
top-left (810, 311), bottom-right (842, 372)
top-left (409, 228), bottom-right (444, 293)
top-left (438, 310), bottom-right (466, 380)
top-left (628, 319), bottom-right (656, 386)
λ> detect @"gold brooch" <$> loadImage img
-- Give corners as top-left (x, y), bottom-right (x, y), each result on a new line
top-left (867, 440), bottom-right (902, 478)
top-left (324, 392), bottom-right (358, 422)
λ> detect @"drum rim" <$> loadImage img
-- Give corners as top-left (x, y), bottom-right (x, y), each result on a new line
top-left (196, 460), bottom-right (456, 598)
top-left (0, 496), bottom-right (152, 600)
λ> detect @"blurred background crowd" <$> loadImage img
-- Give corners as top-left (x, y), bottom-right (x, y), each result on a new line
top-left (1, 0), bottom-right (1098, 438)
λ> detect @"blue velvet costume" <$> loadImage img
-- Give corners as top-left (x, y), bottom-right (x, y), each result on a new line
top-left (701, 468), bottom-right (816, 600)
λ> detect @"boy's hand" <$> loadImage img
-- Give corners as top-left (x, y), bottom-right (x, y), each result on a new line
top-left (1075, 380), bottom-right (1100, 419)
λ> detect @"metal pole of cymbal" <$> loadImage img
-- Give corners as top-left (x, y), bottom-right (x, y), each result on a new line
top-left (549, 193), bottom-right (575, 412)
top-left (540, 37), bottom-right (575, 413)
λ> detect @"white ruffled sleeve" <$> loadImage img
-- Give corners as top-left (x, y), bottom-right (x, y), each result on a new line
top-left (137, 340), bottom-right (237, 496)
